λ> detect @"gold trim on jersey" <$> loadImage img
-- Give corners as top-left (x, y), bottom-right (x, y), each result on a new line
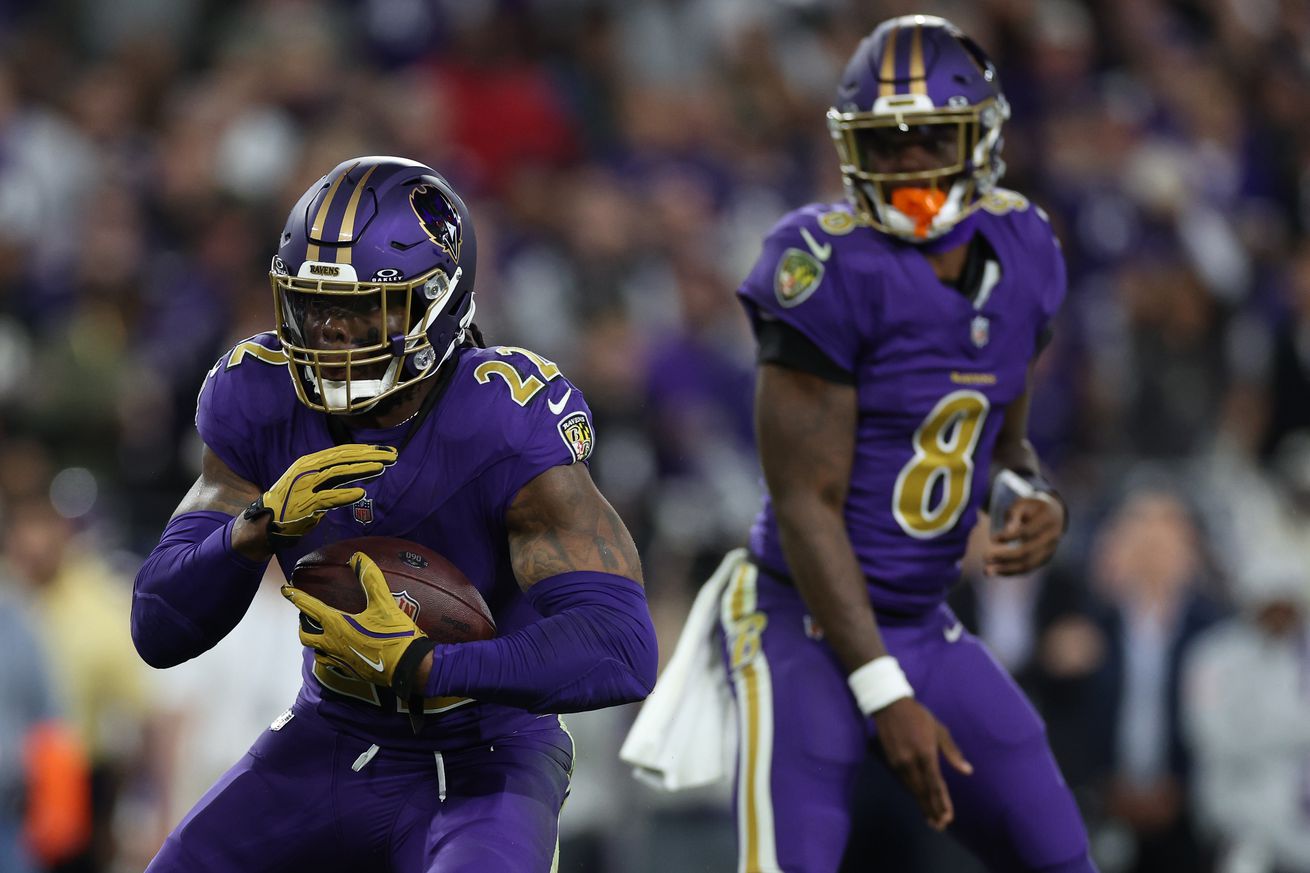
top-left (226, 338), bottom-right (289, 369)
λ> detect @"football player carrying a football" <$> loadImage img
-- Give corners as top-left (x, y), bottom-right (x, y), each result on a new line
top-left (130, 157), bottom-right (657, 872)
top-left (664, 16), bottom-right (1096, 873)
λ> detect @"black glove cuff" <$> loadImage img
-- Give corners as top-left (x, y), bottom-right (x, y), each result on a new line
top-left (392, 637), bottom-right (438, 701)
top-left (242, 497), bottom-right (272, 523)
top-left (243, 497), bottom-right (299, 551)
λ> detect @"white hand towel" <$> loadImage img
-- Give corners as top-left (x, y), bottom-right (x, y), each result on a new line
top-left (619, 549), bottom-right (745, 791)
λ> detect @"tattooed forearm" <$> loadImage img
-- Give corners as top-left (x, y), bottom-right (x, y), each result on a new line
top-left (506, 465), bottom-right (643, 587)
top-left (171, 446), bottom-right (263, 519)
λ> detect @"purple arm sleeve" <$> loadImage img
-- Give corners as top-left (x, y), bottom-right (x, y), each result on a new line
top-left (131, 511), bottom-right (269, 668)
top-left (424, 571), bottom-right (658, 714)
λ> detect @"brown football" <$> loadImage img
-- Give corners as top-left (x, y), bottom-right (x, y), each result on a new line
top-left (291, 536), bottom-right (495, 643)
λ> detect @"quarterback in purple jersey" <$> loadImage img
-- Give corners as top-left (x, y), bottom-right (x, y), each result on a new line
top-left (723, 16), bottom-right (1096, 873)
top-left (130, 156), bottom-right (657, 872)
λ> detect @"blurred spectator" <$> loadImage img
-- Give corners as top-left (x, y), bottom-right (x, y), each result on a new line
top-left (1183, 547), bottom-right (1310, 873)
top-left (124, 567), bottom-right (303, 866)
top-left (1259, 244), bottom-right (1310, 459)
top-left (3, 494), bottom-right (150, 872)
top-left (1084, 484), bottom-right (1227, 873)
top-left (951, 518), bottom-right (1107, 796)
top-left (0, 0), bottom-right (1306, 868)
top-left (0, 576), bottom-right (90, 872)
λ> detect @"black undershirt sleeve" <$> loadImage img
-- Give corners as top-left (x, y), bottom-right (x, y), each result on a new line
top-left (1036, 323), bottom-right (1055, 355)
top-left (752, 232), bottom-right (1053, 381)
top-left (754, 316), bottom-right (856, 385)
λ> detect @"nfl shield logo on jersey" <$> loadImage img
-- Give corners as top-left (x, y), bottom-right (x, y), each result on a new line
top-left (970, 315), bottom-right (990, 348)
top-left (352, 497), bottom-right (374, 525)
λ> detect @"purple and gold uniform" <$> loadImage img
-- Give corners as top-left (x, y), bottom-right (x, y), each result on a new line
top-left (724, 192), bottom-right (1091, 872)
top-left (742, 193), bottom-right (1061, 615)
top-left (148, 335), bottom-right (592, 871)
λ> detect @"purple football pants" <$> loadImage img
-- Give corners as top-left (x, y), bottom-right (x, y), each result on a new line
top-left (146, 703), bottom-right (573, 872)
top-left (721, 562), bottom-right (1096, 873)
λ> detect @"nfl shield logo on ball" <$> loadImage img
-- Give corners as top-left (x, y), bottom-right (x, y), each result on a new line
top-left (971, 315), bottom-right (990, 348)
top-left (352, 497), bottom-right (374, 525)
top-left (393, 590), bottom-right (421, 623)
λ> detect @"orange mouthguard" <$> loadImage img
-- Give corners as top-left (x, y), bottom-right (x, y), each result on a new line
top-left (890, 188), bottom-right (948, 238)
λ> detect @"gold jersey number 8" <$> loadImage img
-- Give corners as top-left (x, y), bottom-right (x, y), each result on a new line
top-left (892, 389), bottom-right (991, 539)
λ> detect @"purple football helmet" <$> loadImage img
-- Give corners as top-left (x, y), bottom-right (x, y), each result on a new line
top-left (270, 156), bottom-right (477, 414)
top-left (827, 15), bottom-right (1009, 241)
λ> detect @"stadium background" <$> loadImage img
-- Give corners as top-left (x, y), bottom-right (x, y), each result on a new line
top-left (0, 0), bottom-right (1307, 871)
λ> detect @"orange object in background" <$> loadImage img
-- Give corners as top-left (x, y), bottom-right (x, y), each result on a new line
top-left (23, 722), bottom-right (91, 865)
top-left (890, 187), bottom-right (948, 238)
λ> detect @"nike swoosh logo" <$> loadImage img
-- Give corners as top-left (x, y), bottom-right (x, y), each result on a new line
top-left (800, 227), bottom-right (832, 262)
top-left (349, 646), bottom-right (386, 672)
top-left (944, 621), bottom-right (964, 643)
top-left (547, 388), bottom-right (572, 415)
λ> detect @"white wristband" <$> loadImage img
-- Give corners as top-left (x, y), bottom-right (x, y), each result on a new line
top-left (847, 656), bottom-right (914, 716)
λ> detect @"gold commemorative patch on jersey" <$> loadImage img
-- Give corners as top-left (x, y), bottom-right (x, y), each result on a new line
top-left (980, 189), bottom-right (1030, 215)
top-left (558, 412), bottom-right (594, 463)
top-left (819, 211), bottom-right (856, 235)
top-left (774, 248), bottom-right (824, 308)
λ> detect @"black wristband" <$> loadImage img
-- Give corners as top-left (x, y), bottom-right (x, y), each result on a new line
top-left (242, 496), bottom-right (272, 523)
top-left (392, 636), bottom-right (438, 701)
top-left (242, 496), bottom-right (300, 551)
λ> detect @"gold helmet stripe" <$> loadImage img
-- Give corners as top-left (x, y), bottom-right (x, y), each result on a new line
top-left (910, 23), bottom-right (927, 95)
top-left (305, 161), bottom-right (357, 263)
top-left (335, 163), bottom-right (381, 265)
top-left (878, 25), bottom-right (899, 97)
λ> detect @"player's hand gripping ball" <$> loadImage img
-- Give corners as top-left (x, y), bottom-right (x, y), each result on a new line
top-left (283, 538), bottom-right (495, 698)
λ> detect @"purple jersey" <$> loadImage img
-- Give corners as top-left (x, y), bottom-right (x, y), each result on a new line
top-left (738, 192), bottom-right (1065, 614)
top-left (195, 333), bottom-right (595, 748)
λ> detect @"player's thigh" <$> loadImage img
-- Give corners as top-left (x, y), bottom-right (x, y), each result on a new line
top-left (723, 569), bottom-right (866, 873)
top-left (918, 629), bottom-right (1093, 872)
top-left (146, 710), bottom-right (356, 873)
top-left (393, 726), bottom-right (573, 873)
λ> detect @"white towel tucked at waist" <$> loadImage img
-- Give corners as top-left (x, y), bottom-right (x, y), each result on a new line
top-left (619, 548), bottom-right (744, 791)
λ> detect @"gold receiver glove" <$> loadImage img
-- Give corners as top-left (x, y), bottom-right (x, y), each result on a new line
top-left (243, 444), bottom-right (397, 550)
top-left (282, 551), bottom-right (436, 700)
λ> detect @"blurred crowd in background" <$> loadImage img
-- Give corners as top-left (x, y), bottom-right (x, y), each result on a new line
top-left (0, 0), bottom-right (1309, 871)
